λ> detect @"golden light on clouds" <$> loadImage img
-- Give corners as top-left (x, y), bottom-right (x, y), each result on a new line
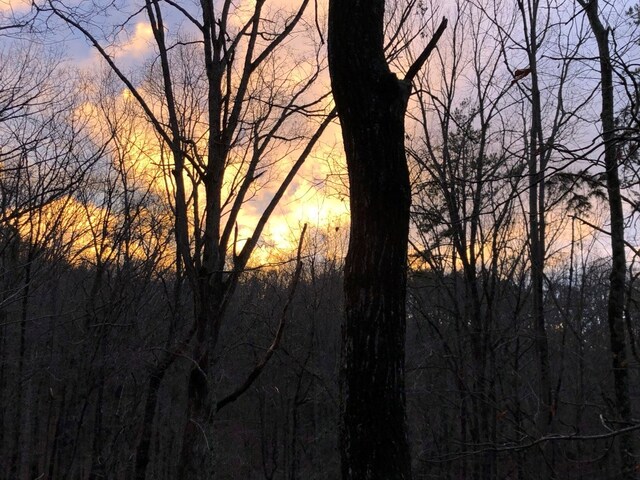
top-left (248, 182), bottom-right (349, 265)
top-left (41, 195), bottom-right (169, 268)
top-left (100, 22), bottom-right (155, 60)
top-left (69, 81), bottom-right (348, 268)
top-left (122, 22), bottom-right (154, 57)
top-left (226, 149), bottom-right (349, 266)
top-left (55, 0), bottom-right (343, 268)
top-left (239, 122), bottom-right (349, 264)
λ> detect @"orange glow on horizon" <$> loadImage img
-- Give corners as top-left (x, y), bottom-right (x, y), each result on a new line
top-left (68, 84), bottom-right (349, 268)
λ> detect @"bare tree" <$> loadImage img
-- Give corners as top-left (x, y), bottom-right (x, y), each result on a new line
top-left (38, 0), bottom-right (334, 476)
top-left (0, 44), bottom-right (106, 479)
top-left (407, 7), bottom-right (525, 478)
top-left (578, 1), bottom-right (636, 476)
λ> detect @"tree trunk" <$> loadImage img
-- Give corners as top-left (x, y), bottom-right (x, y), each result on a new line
top-left (580, 1), bottom-right (635, 476)
top-left (328, 4), bottom-right (445, 478)
top-left (523, 9), bottom-right (553, 436)
top-left (134, 368), bottom-right (166, 480)
top-left (177, 305), bottom-right (218, 479)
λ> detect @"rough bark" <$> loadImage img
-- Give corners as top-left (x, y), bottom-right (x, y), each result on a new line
top-left (328, 4), bottom-right (445, 479)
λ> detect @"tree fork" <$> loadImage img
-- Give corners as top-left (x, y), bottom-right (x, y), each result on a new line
top-left (328, 5), bottom-right (446, 478)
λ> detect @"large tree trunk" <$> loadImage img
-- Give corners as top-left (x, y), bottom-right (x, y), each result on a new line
top-left (177, 293), bottom-right (221, 479)
top-left (328, 4), bottom-right (445, 478)
top-left (580, 1), bottom-right (635, 476)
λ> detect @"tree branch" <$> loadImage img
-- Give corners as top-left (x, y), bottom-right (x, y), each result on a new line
top-left (571, 215), bottom-right (640, 258)
top-left (216, 223), bottom-right (308, 412)
top-left (424, 423), bottom-right (640, 463)
top-left (404, 16), bottom-right (448, 85)
top-left (233, 107), bottom-right (336, 275)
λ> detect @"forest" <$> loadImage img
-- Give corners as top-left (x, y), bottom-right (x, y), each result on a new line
top-left (2, 0), bottom-right (640, 478)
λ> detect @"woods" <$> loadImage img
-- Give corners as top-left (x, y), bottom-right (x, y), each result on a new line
top-left (2, 0), bottom-right (640, 478)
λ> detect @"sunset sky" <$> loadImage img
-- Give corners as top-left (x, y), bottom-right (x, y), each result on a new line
top-left (3, 0), bottom-right (638, 267)
top-left (2, 0), bottom-right (352, 265)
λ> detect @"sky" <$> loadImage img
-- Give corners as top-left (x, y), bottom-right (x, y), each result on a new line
top-left (1, 0), bottom-right (350, 265)
top-left (3, 0), bottom-right (640, 267)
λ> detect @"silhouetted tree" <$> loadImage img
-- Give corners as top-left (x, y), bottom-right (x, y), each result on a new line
top-left (579, 0), bottom-right (635, 476)
top-left (328, 1), bottom-right (446, 477)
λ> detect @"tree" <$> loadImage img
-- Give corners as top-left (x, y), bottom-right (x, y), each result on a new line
top-left (406, 4), bottom-right (527, 477)
top-left (327, 2), bottom-right (446, 477)
top-left (404, 2), bottom-right (640, 478)
top-left (37, 0), bottom-right (334, 477)
top-left (0, 42), bottom-right (108, 478)
top-left (578, 0), bottom-right (635, 476)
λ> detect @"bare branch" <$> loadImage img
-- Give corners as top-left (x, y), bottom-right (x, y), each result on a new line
top-left (425, 423), bottom-right (640, 463)
top-left (216, 223), bottom-right (308, 412)
top-left (404, 16), bottom-right (448, 85)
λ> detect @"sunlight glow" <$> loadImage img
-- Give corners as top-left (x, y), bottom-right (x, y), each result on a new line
top-left (70, 83), bottom-right (348, 268)
top-left (103, 22), bottom-right (155, 59)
